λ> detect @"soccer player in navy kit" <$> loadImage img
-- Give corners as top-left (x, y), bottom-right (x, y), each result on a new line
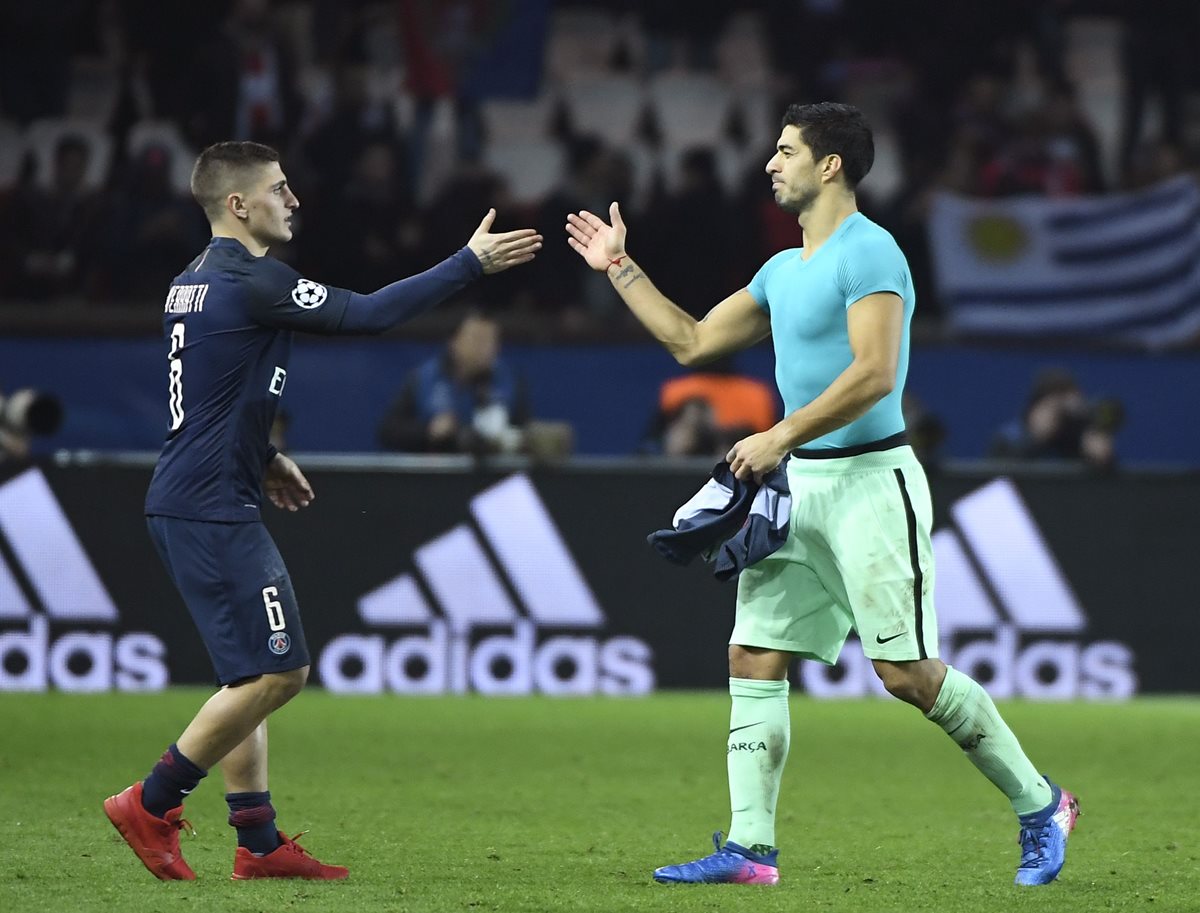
top-left (566, 103), bottom-right (1079, 888)
top-left (104, 141), bottom-right (541, 881)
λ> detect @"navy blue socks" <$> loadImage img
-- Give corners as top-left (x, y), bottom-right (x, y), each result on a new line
top-left (140, 744), bottom-right (281, 855)
top-left (141, 743), bottom-right (206, 819)
top-left (227, 791), bottom-right (281, 855)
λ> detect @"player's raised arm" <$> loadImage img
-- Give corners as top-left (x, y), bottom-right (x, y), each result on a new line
top-left (335, 209), bottom-right (541, 334)
top-left (566, 202), bottom-right (769, 365)
top-left (251, 210), bottom-right (543, 336)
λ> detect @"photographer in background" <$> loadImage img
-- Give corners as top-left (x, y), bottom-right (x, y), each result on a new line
top-left (640, 358), bottom-right (778, 459)
top-left (990, 367), bottom-right (1122, 470)
top-left (0, 387), bottom-right (64, 466)
top-left (377, 309), bottom-right (573, 460)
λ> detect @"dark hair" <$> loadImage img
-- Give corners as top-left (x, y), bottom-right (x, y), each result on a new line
top-left (781, 102), bottom-right (874, 188)
top-left (190, 141), bottom-right (280, 221)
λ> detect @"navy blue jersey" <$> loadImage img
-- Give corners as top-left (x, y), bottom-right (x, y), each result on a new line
top-left (145, 237), bottom-right (482, 521)
top-left (145, 238), bottom-right (353, 520)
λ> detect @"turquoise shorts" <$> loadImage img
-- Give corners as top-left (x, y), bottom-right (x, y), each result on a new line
top-left (731, 444), bottom-right (938, 664)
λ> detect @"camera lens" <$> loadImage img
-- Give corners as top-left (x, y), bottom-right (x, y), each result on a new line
top-left (1, 390), bottom-right (64, 436)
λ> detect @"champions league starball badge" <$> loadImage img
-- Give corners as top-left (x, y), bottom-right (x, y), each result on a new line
top-left (291, 279), bottom-right (327, 309)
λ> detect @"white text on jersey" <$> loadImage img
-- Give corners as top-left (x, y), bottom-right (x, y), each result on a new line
top-left (164, 284), bottom-right (210, 313)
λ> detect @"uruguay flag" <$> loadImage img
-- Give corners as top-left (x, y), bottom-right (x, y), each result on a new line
top-left (927, 175), bottom-right (1200, 349)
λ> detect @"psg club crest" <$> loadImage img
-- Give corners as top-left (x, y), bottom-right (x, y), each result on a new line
top-left (291, 279), bottom-right (328, 309)
top-left (268, 632), bottom-right (292, 655)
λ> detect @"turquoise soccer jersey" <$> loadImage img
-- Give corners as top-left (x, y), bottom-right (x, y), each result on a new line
top-left (746, 213), bottom-right (915, 450)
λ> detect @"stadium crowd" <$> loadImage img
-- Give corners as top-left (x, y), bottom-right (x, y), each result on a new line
top-left (1, 0), bottom-right (1197, 339)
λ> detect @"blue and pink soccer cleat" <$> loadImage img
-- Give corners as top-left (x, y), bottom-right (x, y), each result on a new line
top-left (1015, 778), bottom-right (1080, 886)
top-left (653, 832), bottom-right (779, 885)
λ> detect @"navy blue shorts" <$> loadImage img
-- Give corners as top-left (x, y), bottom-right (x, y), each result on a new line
top-left (147, 516), bottom-right (310, 685)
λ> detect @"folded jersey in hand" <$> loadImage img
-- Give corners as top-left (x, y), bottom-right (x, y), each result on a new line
top-left (647, 459), bottom-right (791, 581)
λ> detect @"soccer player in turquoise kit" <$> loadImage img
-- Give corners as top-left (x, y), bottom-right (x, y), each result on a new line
top-left (103, 141), bottom-right (541, 881)
top-left (566, 103), bottom-right (1078, 887)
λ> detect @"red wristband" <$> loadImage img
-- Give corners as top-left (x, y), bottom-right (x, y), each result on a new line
top-left (608, 255), bottom-right (627, 269)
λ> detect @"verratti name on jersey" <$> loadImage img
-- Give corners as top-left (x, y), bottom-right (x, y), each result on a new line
top-left (164, 283), bottom-right (210, 314)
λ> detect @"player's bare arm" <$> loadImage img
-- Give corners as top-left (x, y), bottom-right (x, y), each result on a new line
top-left (726, 292), bottom-right (903, 481)
top-left (263, 452), bottom-right (314, 512)
top-left (565, 202), bottom-right (770, 364)
top-left (467, 208), bottom-right (542, 275)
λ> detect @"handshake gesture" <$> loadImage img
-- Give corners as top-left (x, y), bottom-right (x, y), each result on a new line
top-left (565, 202), bottom-right (629, 271)
top-left (466, 208), bottom-right (543, 275)
top-left (467, 202), bottom-right (631, 276)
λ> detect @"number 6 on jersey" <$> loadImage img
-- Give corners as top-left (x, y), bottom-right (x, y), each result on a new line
top-left (168, 323), bottom-right (185, 431)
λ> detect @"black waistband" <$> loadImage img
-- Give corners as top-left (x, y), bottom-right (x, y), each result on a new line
top-left (791, 430), bottom-right (909, 460)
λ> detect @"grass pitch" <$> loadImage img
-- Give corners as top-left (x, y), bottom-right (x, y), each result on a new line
top-left (1, 690), bottom-right (1197, 913)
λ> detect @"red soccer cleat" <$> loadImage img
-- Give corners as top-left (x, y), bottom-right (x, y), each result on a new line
top-left (231, 831), bottom-right (349, 880)
top-left (103, 781), bottom-right (196, 880)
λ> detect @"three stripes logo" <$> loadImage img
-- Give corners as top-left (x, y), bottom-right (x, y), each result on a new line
top-left (932, 478), bottom-right (1134, 698)
top-left (801, 478), bottom-right (1136, 700)
top-left (318, 474), bottom-right (655, 695)
top-left (0, 468), bottom-right (167, 692)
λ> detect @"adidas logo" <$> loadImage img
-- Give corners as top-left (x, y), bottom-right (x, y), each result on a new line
top-left (317, 473), bottom-right (655, 695)
top-left (0, 468), bottom-right (168, 692)
top-left (800, 478), bottom-right (1136, 700)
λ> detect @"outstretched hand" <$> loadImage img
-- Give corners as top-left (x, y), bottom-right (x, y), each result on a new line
top-left (264, 452), bottom-right (314, 511)
top-left (466, 209), bottom-right (543, 275)
top-left (565, 202), bottom-right (628, 272)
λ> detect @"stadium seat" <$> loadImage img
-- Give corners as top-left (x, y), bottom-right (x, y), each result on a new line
top-left (560, 74), bottom-right (646, 147)
top-left (66, 57), bottom-right (121, 125)
top-left (732, 91), bottom-right (780, 157)
top-left (1064, 16), bottom-right (1126, 184)
top-left (484, 138), bottom-right (565, 205)
top-left (621, 141), bottom-right (661, 210)
top-left (716, 12), bottom-right (772, 92)
top-left (24, 118), bottom-right (113, 191)
top-left (858, 128), bottom-right (903, 205)
top-left (646, 71), bottom-right (735, 149)
top-left (480, 92), bottom-right (558, 142)
top-left (408, 97), bottom-right (459, 206)
top-left (126, 121), bottom-right (197, 195)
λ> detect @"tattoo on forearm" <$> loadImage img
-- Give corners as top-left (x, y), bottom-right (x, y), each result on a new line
top-left (613, 265), bottom-right (634, 283)
top-left (622, 271), bottom-right (645, 289)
